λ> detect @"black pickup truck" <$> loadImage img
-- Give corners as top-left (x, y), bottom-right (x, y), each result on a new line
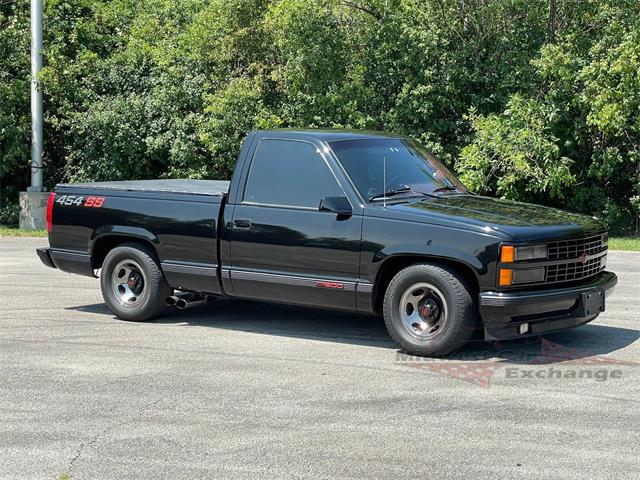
top-left (37, 129), bottom-right (617, 356)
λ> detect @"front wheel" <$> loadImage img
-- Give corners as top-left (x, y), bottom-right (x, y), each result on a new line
top-left (383, 263), bottom-right (476, 356)
top-left (100, 243), bottom-right (172, 321)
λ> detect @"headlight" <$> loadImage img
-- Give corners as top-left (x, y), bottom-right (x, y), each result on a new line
top-left (498, 244), bottom-right (548, 287)
top-left (514, 245), bottom-right (547, 261)
top-left (500, 244), bottom-right (547, 263)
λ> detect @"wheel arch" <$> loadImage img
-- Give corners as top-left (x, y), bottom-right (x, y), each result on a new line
top-left (371, 254), bottom-right (480, 315)
top-left (90, 228), bottom-right (160, 270)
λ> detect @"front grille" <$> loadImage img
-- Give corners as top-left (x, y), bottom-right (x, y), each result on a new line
top-left (545, 255), bottom-right (606, 283)
top-left (547, 233), bottom-right (607, 261)
top-left (502, 232), bottom-right (608, 288)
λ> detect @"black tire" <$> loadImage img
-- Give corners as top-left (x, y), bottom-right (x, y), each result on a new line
top-left (100, 243), bottom-right (172, 321)
top-left (383, 263), bottom-right (476, 356)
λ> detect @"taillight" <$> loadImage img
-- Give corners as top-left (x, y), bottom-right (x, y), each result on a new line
top-left (46, 192), bottom-right (56, 232)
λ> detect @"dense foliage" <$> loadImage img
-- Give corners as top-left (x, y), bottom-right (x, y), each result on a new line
top-left (1, 0), bottom-right (639, 233)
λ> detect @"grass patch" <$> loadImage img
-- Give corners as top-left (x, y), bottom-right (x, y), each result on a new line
top-left (0, 226), bottom-right (48, 237)
top-left (609, 237), bottom-right (640, 251)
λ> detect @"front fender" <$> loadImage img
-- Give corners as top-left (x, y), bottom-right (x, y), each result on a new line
top-left (376, 244), bottom-right (487, 282)
top-left (362, 218), bottom-right (501, 291)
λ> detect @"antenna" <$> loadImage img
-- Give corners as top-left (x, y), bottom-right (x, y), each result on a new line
top-left (383, 155), bottom-right (387, 209)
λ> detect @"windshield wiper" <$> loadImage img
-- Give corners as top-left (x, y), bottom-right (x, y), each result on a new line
top-left (368, 186), bottom-right (413, 201)
top-left (432, 185), bottom-right (461, 193)
top-left (369, 186), bottom-right (439, 202)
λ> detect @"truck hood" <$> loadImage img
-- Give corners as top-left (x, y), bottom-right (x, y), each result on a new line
top-left (378, 195), bottom-right (605, 240)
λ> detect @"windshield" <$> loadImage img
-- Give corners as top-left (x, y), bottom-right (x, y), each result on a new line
top-left (329, 138), bottom-right (466, 201)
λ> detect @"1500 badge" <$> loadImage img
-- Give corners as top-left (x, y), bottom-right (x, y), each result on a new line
top-left (55, 195), bottom-right (105, 208)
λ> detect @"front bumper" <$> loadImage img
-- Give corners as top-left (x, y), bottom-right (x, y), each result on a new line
top-left (479, 271), bottom-right (617, 340)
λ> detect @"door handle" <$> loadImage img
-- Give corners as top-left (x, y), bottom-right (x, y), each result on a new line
top-left (232, 218), bottom-right (252, 230)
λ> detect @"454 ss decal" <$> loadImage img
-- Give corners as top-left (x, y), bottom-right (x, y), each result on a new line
top-left (55, 195), bottom-right (105, 208)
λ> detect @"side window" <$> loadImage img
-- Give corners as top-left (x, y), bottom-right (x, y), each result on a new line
top-left (244, 139), bottom-right (344, 208)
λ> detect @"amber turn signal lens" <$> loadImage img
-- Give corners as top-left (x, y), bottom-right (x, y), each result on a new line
top-left (500, 245), bottom-right (515, 263)
top-left (499, 268), bottom-right (513, 287)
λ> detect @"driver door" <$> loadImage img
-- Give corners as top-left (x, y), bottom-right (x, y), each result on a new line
top-left (228, 138), bottom-right (363, 310)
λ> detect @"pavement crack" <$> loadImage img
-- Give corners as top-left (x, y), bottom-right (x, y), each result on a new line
top-left (67, 396), bottom-right (164, 472)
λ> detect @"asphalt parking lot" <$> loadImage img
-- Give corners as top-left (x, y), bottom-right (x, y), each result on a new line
top-left (1, 237), bottom-right (639, 480)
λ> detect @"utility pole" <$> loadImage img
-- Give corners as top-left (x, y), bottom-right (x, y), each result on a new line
top-left (20, 0), bottom-right (47, 230)
top-left (29, 0), bottom-right (44, 192)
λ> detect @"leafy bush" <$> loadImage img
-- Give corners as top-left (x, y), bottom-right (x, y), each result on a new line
top-left (0, 204), bottom-right (20, 227)
top-left (458, 96), bottom-right (575, 201)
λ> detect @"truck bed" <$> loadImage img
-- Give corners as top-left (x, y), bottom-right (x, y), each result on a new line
top-left (56, 179), bottom-right (230, 197)
top-left (48, 178), bottom-right (227, 294)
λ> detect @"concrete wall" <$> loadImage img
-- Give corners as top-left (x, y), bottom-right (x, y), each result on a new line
top-left (19, 191), bottom-right (50, 231)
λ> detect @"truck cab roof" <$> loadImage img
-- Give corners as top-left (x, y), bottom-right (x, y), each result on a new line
top-left (250, 129), bottom-right (407, 142)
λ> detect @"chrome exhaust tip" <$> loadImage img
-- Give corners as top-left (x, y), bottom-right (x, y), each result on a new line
top-left (165, 295), bottom-right (179, 307)
top-left (176, 297), bottom-right (208, 310)
top-left (176, 298), bottom-right (187, 309)
top-left (167, 292), bottom-right (210, 310)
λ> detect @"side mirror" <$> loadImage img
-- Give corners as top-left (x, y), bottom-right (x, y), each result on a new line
top-left (319, 196), bottom-right (353, 217)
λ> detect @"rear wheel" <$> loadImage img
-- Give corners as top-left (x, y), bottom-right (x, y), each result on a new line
top-left (100, 243), bottom-right (172, 321)
top-left (383, 263), bottom-right (476, 356)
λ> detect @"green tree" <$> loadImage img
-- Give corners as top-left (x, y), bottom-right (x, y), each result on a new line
top-left (0, 0), bottom-right (638, 233)
top-left (0, 0), bottom-right (30, 205)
